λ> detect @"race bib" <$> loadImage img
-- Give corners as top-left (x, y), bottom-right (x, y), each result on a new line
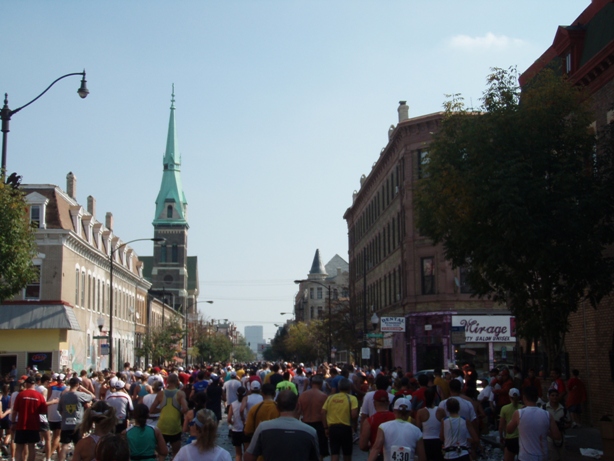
top-left (390, 445), bottom-right (413, 461)
top-left (65, 418), bottom-right (77, 426)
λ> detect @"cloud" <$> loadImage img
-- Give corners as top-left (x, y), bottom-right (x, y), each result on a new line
top-left (448, 32), bottom-right (527, 51)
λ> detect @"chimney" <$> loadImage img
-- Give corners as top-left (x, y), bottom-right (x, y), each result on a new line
top-left (87, 196), bottom-right (96, 217)
top-left (66, 172), bottom-right (77, 199)
top-left (398, 101), bottom-right (409, 122)
top-left (105, 212), bottom-right (113, 231)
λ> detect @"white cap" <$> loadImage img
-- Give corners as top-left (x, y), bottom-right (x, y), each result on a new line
top-left (393, 397), bottom-right (412, 410)
top-left (114, 379), bottom-right (125, 389)
top-left (509, 388), bottom-right (520, 397)
top-left (250, 381), bottom-right (261, 390)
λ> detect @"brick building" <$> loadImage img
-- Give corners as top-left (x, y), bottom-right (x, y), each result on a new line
top-left (344, 103), bottom-right (508, 373)
top-left (520, 0), bottom-right (614, 425)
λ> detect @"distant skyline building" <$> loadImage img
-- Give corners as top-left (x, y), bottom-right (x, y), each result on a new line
top-left (244, 325), bottom-right (264, 352)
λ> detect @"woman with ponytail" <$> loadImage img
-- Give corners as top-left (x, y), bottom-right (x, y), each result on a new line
top-left (72, 401), bottom-right (117, 461)
top-left (125, 403), bottom-right (168, 461)
top-left (174, 409), bottom-right (231, 461)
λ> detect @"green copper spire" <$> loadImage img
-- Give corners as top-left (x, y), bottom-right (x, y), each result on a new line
top-left (153, 86), bottom-right (189, 226)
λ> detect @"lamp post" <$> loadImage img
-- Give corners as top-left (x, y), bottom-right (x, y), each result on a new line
top-left (294, 279), bottom-right (332, 363)
top-left (109, 237), bottom-right (164, 371)
top-left (1, 71), bottom-right (89, 179)
top-left (185, 300), bottom-right (213, 365)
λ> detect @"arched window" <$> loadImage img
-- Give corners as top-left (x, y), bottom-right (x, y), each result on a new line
top-left (172, 244), bottom-right (178, 262)
top-left (160, 244), bottom-right (167, 263)
top-left (167, 205), bottom-right (173, 218)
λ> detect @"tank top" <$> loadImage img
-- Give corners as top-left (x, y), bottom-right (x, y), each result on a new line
top-left (422, 407), bottom-right (441, 439)
top-left (518, 406), bottom-right (550, 461)
top-left (442, 416), bottom-right (470, 459)
top-left (47, 385), bottom-right (67, 422)
top-left (157, 389), bottom-right (182, 435)
top-left (138, 384), bottom-right (149, 398)
top-left (230, 400), bottom-right (245, 432)
top-left (126, 425), bottom-right (157, 461)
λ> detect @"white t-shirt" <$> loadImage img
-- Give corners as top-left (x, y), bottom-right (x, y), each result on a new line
top-left (438, 397), bottom-right (476, 422)
top-left (378, 419), bottom-right (423, 461)
top-left (230, 400), bottom-right (245, 432)
top-left (360, 390), bottom-right (394, 417)
top-left (174, 443), bottom-right (232, 461)
top-left (142, 392), bottom-right (159, 427)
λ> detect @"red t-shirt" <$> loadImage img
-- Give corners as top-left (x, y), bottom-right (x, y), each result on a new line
top-left (14, 389), bottom-right (47, 431)
top-left (368, 411), bottom-right (395, 447)
top-left (566, 377), bottom-right (586, 406)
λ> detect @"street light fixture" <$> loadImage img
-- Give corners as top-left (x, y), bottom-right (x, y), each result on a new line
top-left (1, 70), bottom-right (89, 179)
top-left (294, 279), bottom-right (333, 363)
top-left (109, 237), bottom-right (165, 371)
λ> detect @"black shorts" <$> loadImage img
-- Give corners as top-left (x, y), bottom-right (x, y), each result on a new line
top-left (304, 421), bottom-right (330, 457)
top-left (60, 429), bottom-right (80, 445)
top-left (49, 421), bottom-right (62, 432)
top-left (231, 430), bottom-right (244, 446)
top-left (0, 420), bottom-right (9, 430)
top-left (424, 438), bottom-right (443, 461)
top-left (39, 421), bottom-right (50, 432)
top-left (15, 430), bottom-right (41, 444)
top-left (115, 421), bottom-right (127, 434)
top-left (328, 424), bottom-right (353, 456)
top-left (163, 432), bottom-right (182, 445)
top-left (505, 437), bottom-right (519, 455)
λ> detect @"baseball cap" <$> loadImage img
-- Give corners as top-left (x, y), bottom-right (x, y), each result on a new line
top-left (24, 376), bottom-right (35, 384)
top-left (230, 371), bottom-right (237, 378)
top-left (509, 388), bottom-right (520, 397)
top-left (373, 390), bottom-right (389, 403)
top-left (114, 380), bottom-right (125, 389)
top-left (19, 375), bottom-right (29, 381)
top-left (152, 367), bottom-right (160, 373)
top-left (393, 397), bottom-right (412, 411)
top-left (250, 381), bottom-right (261, 390)
top-left (58, 373), bottom-right (66, 381)
top-left (134, 371), bottom-right (143, 377)
top-left (210, 373), bottom-right (220, 381)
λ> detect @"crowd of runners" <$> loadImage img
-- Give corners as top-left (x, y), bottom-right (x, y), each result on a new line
top-left (0, 361), bottom-right (586, 461)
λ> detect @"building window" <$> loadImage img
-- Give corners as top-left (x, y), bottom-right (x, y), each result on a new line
top-left (418, 149), bottom-right (429, 178)
top-left (30, 206), bottom-right (41, 228)
top-left (25, 264), bottom-right (41, 299)
top-left (167, 205), bottom-right (173, 218)
top-left (459, 266), bottom-right (473, 294)
top-left (310, 288), bottom-right (314, 299)
top-left (87, 333), bottom-right (91, 358)
top-left (172, 244), bottom-right (178, 262)
top-left (565, 52), bottom-right (572, 73)
top-left (317, 287), bottom-right (323, 299)
top-left (81, 271), bottom-right (86, 307)
top-left (75, 268), bottom-right (80, 305)
top-left (160, 244), bottom-right (167, 263)
top-left (421, 257), bottom-right (435, 294)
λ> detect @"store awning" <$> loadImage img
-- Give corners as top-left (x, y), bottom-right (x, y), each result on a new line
top-left (0, 304), bottom-right (81, 330)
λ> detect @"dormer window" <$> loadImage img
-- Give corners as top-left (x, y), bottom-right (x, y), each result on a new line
top-left (565, 52), bottom-right (572, 74)
top-left (167, 205), bottom-right (173, 218)
top-left (25, 192), bottom-right (49, 229)
top-left (30, 206), bottom-right (41, 228)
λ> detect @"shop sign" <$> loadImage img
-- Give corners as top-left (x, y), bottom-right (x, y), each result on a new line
top-left (381, 317), bottom-right (406, 332)
top-left (452, 315), bottom-right (515, 342)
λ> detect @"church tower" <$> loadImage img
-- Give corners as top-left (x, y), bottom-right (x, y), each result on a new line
top-left (151, 87), bottom-right (190, 313)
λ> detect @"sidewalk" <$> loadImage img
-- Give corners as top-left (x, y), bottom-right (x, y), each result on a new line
top-left (564, 426), bottom-right (612, 460)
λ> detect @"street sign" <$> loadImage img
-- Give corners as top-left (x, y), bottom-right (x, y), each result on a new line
top-left (93, 336), bottom-right (109, 340)
top-left (451, 326), bottom-right (466, 345)
top-left (361, 348), bottom-right (371, 359)
top-left (367, 333), bottom-right (384, 338)
top-left (381, 317), bottom-right (406, 332)
top-left (100, 344), bottom-right (110, 355)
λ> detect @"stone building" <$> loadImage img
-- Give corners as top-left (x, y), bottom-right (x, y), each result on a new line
top-left (519, 0), bottom-right (614, 425)
top-left (344, 103), bottom-right (509, 373)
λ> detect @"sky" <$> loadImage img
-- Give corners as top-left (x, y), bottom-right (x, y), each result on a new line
top-left (4, 1), bottom-right (587, 342)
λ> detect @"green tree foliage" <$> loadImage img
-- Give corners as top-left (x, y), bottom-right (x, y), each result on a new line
top-left (285, 321), bottom-right (327, 363)
top-left (329, 299), bottom-right (362, 362)
top-left (233, 338), bottom-right (256, 362)
top-left (0, 182), bottom-right (37, 302)
top-left (415, 67), bottom-right (614, 368)
top-left (136, 319), bottom-right (184, 365)
top-left (194, 331), bottom-right (233, 363)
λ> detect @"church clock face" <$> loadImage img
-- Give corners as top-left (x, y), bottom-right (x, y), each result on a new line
top-left (164, 275), bottom-right (174, 284)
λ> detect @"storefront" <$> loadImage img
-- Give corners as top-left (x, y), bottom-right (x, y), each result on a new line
top-left (451, 315), bottom-right (517, 372)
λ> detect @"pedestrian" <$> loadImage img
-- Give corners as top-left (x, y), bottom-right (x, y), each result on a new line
top-left (46, 373), bottom-right (67, 460)
top-left (71, 400), bottom-right (117, 461)
top-left (174, 409), bottom-right (232, 461)
top-left (0, 384), bottom-right (11, 458)
top-left (245, 390), bottom-right (319, 461)
top-left (415, 387), bottom-right (445, 461)
top-left (57, 377), bottom-right (93, 461)
top-left (359, 389), bottom-right (395, 460)
top-left (223, 372), bottom-right (242, 414)
top-left (105, 379), bottom-right (133, 433)
top-left (11, 376), bottom-right (47, 461)
top-left (227, 387), bottom-right (247, 461)
top-left (565, 369), bottom-right (586, 427)
top-left (298, 374), bottom-right (330, 461)
top-left (543, 389), bottom-right (570, 461)
top-left (367, 397), bottom-right (426, 461)
top-left (440, 398), bottom-right (479, 461)
top-left (206, 374), bottom-right (224, 423)
top-left (498, 388), bottom-right (522, 461)
top-left (125, 403), bottom-right (168, 461)
top-left (95, 433), bottom-right (130, 461)
top-left (184, 391), bottom-right (208, 445)
top-left (149, 373), bottom-right (188, 459)
top-left (506, 386), bottom-right (562, 461)
top-left (322, 378), bottom-right (358, 461)
top-left (244, 384), bottom-right (279, 441)
top-left (34, 374), bottom-right (52, 461)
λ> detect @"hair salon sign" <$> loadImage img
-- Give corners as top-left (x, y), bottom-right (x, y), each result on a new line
top-left (451, 316), bottom-right (515, 342)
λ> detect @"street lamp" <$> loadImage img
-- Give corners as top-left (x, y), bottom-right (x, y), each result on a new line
top-left (294, 279), bottom-right (333, 363)
top-left (109, 237), bottom-right (164, 371)
top-left (1, 71), bottom-right (89, 179)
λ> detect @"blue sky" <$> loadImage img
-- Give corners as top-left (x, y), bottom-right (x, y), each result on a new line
top-left (4, 1), bottom-right (586, 341)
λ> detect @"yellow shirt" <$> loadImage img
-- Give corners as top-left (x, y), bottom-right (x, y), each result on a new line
top-left (322, 392), bottom-right (358, 426)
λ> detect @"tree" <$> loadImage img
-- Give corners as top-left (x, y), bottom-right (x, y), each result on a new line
top-left (415, 67), bottom-right (614, 369)
top-left (233, 338), bottom-right (255, 362)
top-left (193, 331), bottom-right (233, 363)
top-left (285, 321), bottom-right (327, 363)
top-left (0, 181), bottom-right (37, 302)
top-left (136, 319), bottom-right (184, 365)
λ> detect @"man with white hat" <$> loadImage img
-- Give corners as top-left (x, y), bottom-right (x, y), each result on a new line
top-left (499, 388), bottom-right (523, 461)
top-left (368, 397), bottom-right (426, 461)
top-left (106, 379), bottom-right (133, 433)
